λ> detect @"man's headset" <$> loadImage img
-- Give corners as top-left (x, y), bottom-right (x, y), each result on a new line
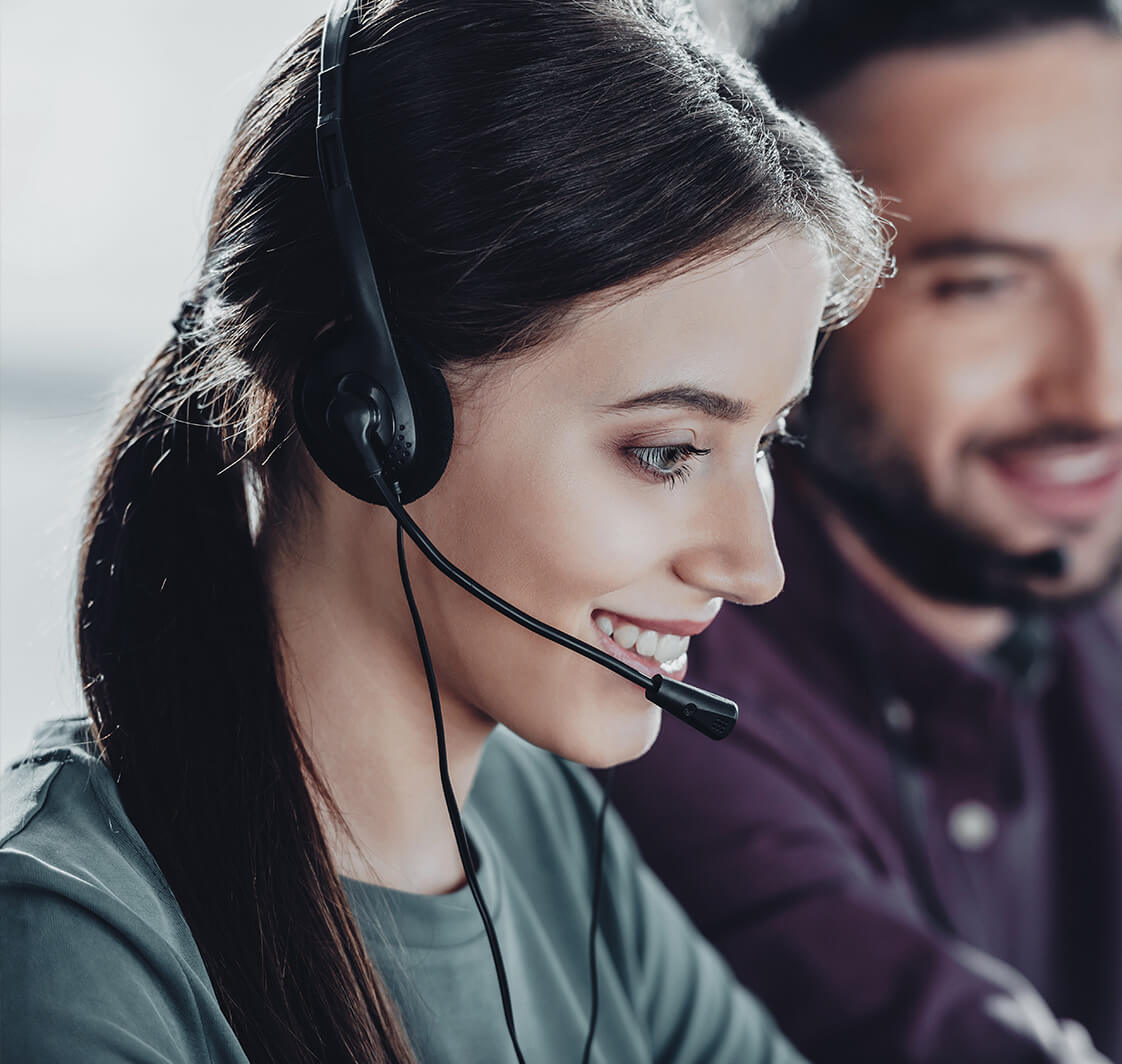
top-left (293, 0), bottom-right (739, 742)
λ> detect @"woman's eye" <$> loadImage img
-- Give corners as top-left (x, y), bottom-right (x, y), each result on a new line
top-left (931, 274), bottom-right (1022, 301)
top-left (626, 443), bottom-right (710, 487)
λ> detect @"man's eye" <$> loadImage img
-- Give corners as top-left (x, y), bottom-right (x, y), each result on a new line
top-left (627, 443), bottom-right (710, 488)
top-left (931, 275), bottom-right (1021, 300)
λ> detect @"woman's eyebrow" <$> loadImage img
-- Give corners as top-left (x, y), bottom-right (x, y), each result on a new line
top-left (601, 386), bottom-right (755, 423)
top-left (602, 381), bottom-right (813, 422)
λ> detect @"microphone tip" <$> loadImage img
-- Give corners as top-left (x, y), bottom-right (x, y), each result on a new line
top-left (1010, 547), bottom-right (1068, 579)
top-left (646, 675), bottom-right (738, 741)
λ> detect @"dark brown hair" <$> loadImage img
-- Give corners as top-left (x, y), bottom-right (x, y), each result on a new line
top-left (76, 1), bottom-right (887, 1060)
top-left (744, 0), bottom-right (1122, 110)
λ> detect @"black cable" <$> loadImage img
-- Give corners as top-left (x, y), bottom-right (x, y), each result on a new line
top-left (395, 505), bottom-right (612, 1064)
top-left (395, 517), bottom-right (529, 1064)
top-left (581, 771), bottom-right (614, 1064)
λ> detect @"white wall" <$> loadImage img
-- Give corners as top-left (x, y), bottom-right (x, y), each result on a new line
top-left (0, 0), bottom-right (327, 761)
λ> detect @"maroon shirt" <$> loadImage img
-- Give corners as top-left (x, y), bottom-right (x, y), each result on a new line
top-left (611, 484), bottom-right (1122, 1064)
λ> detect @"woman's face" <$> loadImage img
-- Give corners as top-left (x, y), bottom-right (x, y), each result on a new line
top-left (367, 235), bottom-right (828, 766)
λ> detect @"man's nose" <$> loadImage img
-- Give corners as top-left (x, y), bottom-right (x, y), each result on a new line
top-left (1031, 274), bottom-right (1122, 429)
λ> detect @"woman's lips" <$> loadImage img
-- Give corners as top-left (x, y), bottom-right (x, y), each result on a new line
top-left (592, 608), bottom-right (720, 638)
top-left (589, 607), bottom-right (721, 681)
top-left (984, 440), bottom-right (1122, 524)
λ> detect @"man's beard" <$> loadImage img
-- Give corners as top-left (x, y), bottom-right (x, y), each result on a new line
top-left (796, 371), bottom-right (1122, 613)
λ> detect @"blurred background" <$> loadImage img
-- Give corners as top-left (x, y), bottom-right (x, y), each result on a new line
top-left (1, 0), bottom-right (353, 762)
top-left (0, 0), bottom-right (747, 763)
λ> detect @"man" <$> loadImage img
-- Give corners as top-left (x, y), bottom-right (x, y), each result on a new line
top-left (611, 3), bottom-right (1122, 1062)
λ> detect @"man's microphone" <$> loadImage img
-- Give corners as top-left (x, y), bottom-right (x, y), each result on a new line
top-left (333, 395), bottom-right (739, 740)
top-left (1005, 547), bottom-right (1068, 580)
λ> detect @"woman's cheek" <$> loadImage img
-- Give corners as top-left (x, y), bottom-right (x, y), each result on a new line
top-left (563, 473), bottom-right (676, 589)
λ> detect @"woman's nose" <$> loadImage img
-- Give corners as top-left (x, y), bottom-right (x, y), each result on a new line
top-left (672, 458), bottom-right (785, 606)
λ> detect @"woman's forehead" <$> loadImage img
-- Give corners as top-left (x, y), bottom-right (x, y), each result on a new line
top-left (452, 235), bottom-right (828, 421)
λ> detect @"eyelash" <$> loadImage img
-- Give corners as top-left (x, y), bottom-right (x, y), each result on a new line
top-left (627, 443), bottom-right (711, 488)
top-left (626, 422), bottom-right (802, 488)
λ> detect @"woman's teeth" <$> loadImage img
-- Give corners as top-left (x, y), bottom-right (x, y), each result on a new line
top-left (595, 614), bottom-right (689, 668)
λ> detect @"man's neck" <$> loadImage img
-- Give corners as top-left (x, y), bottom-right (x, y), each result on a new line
top-left (821, 507), bottom-right (1015, 655)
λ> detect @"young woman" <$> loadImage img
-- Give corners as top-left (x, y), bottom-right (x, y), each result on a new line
top-left (0, 1), bottom-right (886, 1061)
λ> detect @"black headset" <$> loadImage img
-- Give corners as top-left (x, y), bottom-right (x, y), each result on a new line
top-left (292, 0), bottom-right (453, 505)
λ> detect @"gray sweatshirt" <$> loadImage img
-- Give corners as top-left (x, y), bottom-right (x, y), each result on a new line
top-left (1, 718), bottom-right (804, 1064)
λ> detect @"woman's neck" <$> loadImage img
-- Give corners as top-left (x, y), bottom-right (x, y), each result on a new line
top-left (263, 512), bottom-right (494, 896)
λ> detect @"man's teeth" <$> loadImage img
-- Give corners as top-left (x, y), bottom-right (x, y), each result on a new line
top-left (998, 448), bottom-right (1119, 486)
top-left (1025, 450), bottom-right (1115, 485)
top-left (595, 614), bottom-right (690, 666)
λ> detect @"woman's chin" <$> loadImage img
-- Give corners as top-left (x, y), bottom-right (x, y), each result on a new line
top-left (559, 697), bottom-right (663, 770)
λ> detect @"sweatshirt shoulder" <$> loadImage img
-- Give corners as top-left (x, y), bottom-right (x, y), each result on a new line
top-left (1, 720), bottom-right (246, 1063)
top-left (1, 718), bottom-right (202, 972)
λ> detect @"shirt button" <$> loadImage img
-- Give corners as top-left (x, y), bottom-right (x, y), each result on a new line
top-left (882, 698), bottom-right (915, 735)
top-left (947, 800), bottom-right (998, 851)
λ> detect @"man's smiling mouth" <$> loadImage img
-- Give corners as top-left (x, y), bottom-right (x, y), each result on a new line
top-left (982, 438), bottom-right (1122, 525)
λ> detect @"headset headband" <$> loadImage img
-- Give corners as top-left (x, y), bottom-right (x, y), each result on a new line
top-left (316, 0), bottom-right (418, 473)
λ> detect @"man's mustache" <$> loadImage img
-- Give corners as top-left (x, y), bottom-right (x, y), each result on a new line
top-left (968, 423), bottom-right (1122, 460)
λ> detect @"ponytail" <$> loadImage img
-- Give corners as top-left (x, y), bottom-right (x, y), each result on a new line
top-left (77, 335), bottom-right (415, 1062)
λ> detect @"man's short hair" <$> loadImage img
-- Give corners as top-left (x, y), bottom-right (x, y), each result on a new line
top-left (745, 0), bottom-right (1122, 109)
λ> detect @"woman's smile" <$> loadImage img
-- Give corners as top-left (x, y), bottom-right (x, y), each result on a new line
top-left (591, 605), bottom-right (723, 679)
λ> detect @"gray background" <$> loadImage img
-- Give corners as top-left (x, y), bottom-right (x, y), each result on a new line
top-left (2, 0), bottom-right (328, 762)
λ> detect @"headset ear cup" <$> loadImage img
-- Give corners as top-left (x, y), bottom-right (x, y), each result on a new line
top-left (293, 324), bottom-right (453, 506)
top-left (394, 353), bottom-right (454, 504)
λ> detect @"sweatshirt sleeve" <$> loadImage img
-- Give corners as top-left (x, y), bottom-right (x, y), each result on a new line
top-left (0, 870), bottom-right (215, 1064)
top-left (597, 798), bottom-right (809, 1064)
